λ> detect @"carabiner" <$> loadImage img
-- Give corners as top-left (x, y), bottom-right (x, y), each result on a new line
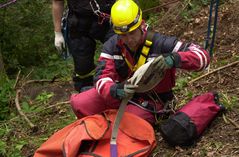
top-left (90, 0), bottom-right (101, 16)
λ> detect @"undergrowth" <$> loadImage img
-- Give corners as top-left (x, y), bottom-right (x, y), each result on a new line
top-left (0, 0), bottom-right (236, 156)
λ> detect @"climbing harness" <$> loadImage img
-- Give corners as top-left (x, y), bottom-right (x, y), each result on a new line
top-left (0, 0), bottom-right (16, 9)
top-left (111, 32), bottom-right (165, 157)
top-left (136, 32), bottom-right (154, 70)
top-left (89, 0), bottom-right (110, 24)
top-left (205, 0), bottom-right (220, 57)
top-left (120, 31), bottom-right (154, 72)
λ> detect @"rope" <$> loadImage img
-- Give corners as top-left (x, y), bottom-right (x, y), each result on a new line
top-left (0, 0), bottom-right (16, 9)
top-left (205, 0), bottom-right (220, 57)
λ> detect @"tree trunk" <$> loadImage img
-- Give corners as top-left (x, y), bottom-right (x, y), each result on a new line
top-left (0, 51), bottom-right (8, 84)
top-left (0, 52), bottom-right (5, 74)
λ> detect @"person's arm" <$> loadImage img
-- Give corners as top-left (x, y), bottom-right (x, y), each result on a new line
top-left (94, 53), bottom-right (120, 100)
top-left (153, 33), bottom-right (210, 71)
top-left (95, 51), bottom-right (138, 102)
top-left (93, 37), bottom-right (129, 103)
top-left (175, 42), bottom-right (210, 71)
top-left (52, 0), bottom-right (64, 32)
top-left (52, 0), bottom-right (65, 53)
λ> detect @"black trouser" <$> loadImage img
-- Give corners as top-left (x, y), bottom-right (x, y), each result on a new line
top-left (67, 11), bottom-right (114, 91)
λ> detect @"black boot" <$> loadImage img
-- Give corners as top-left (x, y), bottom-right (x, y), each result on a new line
top-left (72, 74), bottom-right (93, 92)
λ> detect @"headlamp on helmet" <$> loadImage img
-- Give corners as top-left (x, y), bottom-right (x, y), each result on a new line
top-left (111, 0), bottom-right (142, 34)
top-left (113, 8), bottom-right (141, 33)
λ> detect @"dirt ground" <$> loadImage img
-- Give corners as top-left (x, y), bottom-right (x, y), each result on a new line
top-left (153, 1), bottom-right (239, 156)
top-left (17, 1), bottom-right (239, 156)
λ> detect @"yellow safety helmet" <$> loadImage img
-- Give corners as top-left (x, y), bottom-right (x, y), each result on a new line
top-left (111, 0), bottom-right (142, 34)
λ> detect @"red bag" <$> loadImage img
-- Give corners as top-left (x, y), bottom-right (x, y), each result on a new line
top-left (159, 92), bottom-right (225, 146)
top-left (34, 109), bottom-right (156, 157)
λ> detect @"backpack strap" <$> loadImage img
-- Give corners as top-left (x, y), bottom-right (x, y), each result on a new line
top-left (134, 31), bottom-right (154, 71)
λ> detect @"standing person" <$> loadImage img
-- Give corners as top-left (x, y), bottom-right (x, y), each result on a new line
top-left (70, 0), bottom-right (210, 124)
top-left (52, 0), bottom-right (115, 92)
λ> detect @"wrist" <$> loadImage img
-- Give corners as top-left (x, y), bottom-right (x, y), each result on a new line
top-left (110, 82), bottom-right (125, 100)
top-left (116, 82), bottom-right (125, 99)
top-left (55, 31), bottom-right (63, 37)
top-left (164, 55), bottom-right (175, 68)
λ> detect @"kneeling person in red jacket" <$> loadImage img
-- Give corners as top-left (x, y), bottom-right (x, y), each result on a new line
top-left (70, 0), bottom-right (210, 124)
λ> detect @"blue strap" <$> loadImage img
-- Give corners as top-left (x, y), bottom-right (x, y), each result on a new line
top-left (61, 8), bottom-right (70, 60)
top-left (205, 0), bottom-right (220, 57)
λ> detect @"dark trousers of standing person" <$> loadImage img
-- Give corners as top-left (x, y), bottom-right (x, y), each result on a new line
top-left (67, 11), bottom-right (114, 92)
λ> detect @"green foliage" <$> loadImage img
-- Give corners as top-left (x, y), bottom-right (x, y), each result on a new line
top-left (21, 101), bottom-right (43, 113)
top-left (139, 0), bottom-right (161, 20)
top-left (180, 0), bottom-right (210, 22)
top-left (35, 91), bottom-right (54, 104)
top-left (0, 0), bottom-right (54, 76)
top-left (138, 0), bottom-right (159, 11)
top-left (0, 124), bottom-right (11, 156)
top-left (2, 136), bottom-right (28, 157)
top-left (146, 13), bottom-right (160, 28)
top-left (174, 77), bottom-right (189, 91)
top-left (0, 77), bottom-right (15, 121)
top-left (220, 93), bottom-right (238, 111)
top-left (30, 54), bottom-right (73, 80)
top-left (0, 140), bottom-right (7, 156)
top-left (0, 0), bottom-right (235, 156)
top-left (14, 139), bottom-right (27, 157)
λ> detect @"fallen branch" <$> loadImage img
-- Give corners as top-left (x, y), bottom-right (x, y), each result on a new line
top-left (188, 60), bottom-right (239, 84)
top-left (226, 117), bottom-right (239, 130)
top-left (15, 89), bottom-right (38, 131)
top-left (24, 69), bottom-right (34, 80)
top-left (143, 0), bottom-right (179, 13)
top-left (14, 76), bottom-right (59, 131)
top-left (13, 70), bottom-right (21, 89)
top-left (222, 114), bottom-right (229, 124)
top-left (226, 87), bottom-right (239, 93)
top-left (44, 101), bottom-right (70, 110)
top-left (23, 78), bottom-right (58, 88)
